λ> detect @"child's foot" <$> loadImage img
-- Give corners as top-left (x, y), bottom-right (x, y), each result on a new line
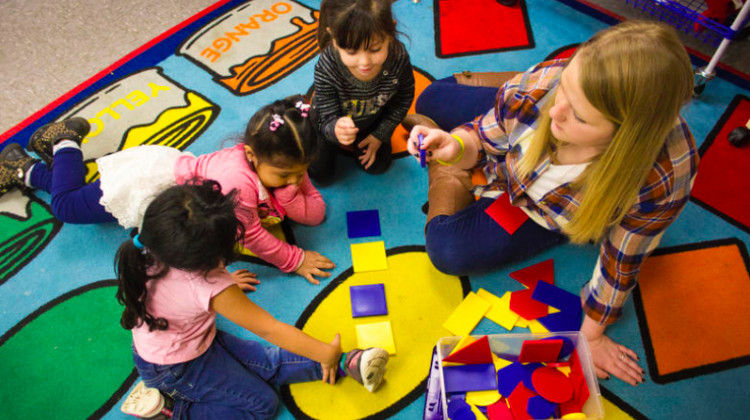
top-left (27, 117), bottom-right (90, 167)
top-left (343, 347), bottom-right (389, 392)
top-left (121, 381), bottom-right (174, 419)
top-left (0, 143), bottom-right (37, 196)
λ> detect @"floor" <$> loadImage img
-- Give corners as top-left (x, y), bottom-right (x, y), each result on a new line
top-left (0, 0), bottom-right (748, 138)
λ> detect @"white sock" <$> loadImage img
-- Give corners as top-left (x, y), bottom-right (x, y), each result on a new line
top-left (52, 140), bottom-right (81, 154)
top-left (24, 163), bottom-right (36, 188)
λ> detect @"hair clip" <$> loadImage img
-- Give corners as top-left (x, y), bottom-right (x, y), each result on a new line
top-left (295, 101), bottom-right (310, 118)
top-left (133, 234), bottom-right (145, 250)
top-left (269, 114), bottom-right (285, 131)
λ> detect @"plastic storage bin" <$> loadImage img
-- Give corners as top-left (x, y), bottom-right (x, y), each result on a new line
top-left (436, 332), bottom-right (604, 420)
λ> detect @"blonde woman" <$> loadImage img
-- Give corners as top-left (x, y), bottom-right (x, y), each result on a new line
top-left (407, 21), bottom-right (698, 386)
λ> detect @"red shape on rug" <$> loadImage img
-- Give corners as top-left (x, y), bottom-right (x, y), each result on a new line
top-left (691, 94), bottom-right (750, 232)
top-left (485, 194), bottom-right (529, 235)
top-left (509, 259), bottom-right (555, 288)
top-left (531, 366), bottom-right (574, 403)
top-left (435, 0), bottom-right (534, 57)
top-left (510, 289), bottom-right (548, 320)
top-left (442, 335), bottom-right (493, 364)
top-left (519, 339), bottom-right (563, 363)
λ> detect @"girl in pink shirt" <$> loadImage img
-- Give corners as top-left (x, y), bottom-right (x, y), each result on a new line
top-left (3, 95), bottom-right (334, 284)
top-left (117, 181), bottom-right (389, 419)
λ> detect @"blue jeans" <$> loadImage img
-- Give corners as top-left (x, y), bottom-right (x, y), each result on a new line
top-left (425, 197), bottom-right (567, 276)
top-left (28, 147), bottom-right (115, 224)
top-left (415, 76), bottom-right (499, 130)
top-left (133, 330), bottom-right (323, 420)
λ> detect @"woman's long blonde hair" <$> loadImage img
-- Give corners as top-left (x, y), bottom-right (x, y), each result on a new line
top-left (517, 21), bottom-right (693, 243)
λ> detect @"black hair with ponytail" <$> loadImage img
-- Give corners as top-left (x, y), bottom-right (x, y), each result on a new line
top-left (242, 94), bottom-right (318, 167)
top-left (115, 180), bottom-right (244, 331)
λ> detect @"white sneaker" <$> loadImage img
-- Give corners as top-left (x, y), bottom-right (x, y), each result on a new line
top-left (344, 347), bottom-right (389, 392)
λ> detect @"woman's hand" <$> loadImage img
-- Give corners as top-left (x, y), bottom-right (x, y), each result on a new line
top-left (295, 250), bottom-right (336, 285)
top-left (321, 334), bottom-right (343, 385)
top-left (358, 135), bottom-right (382, 169)
top-left (407, 125), bottom-right (462, 165)
top-left (581, 315), bottom-right (644, 386)
top-left (230, 269), bottom-right (260, 292)
top-left (334, 116), bottom-right (358, 145)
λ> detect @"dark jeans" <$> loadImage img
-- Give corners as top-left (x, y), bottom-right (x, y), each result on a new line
top-left (133, 330), bottom-right (323, 420)
top-left (425, 197), bottom-right (567, 276)
top-left (415, 76), bottom-right (499, 130)
top-left (417, 78), bottom-right (566, 275)
top-left (28, 147), bottom-right (115, 224)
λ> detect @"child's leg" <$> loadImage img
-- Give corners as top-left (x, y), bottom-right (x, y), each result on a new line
top-left (425, 197), bottom-right (567, 276)
top-left (415, 76), bottom-right (499, 130)
top-left (46, 144), bottom-right (116, 224)
top-left (133, 331), bottom-right (319, 419)
top-left (307, 139), bottom-right (339, 183)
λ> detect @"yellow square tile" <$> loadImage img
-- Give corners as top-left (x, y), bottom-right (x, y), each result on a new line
top-left (442, 292), bottom-right (491, 336)
top-left (528, 319), bottom-right (549, 334)
top-left (355, 321), bottom-right (396, 355)
top-left (350, 241), bottom-right (388, 272)
top-left (477, 289), bottom-right (518, 331)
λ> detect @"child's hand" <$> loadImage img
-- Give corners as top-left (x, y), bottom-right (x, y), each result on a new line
top-left (321, 333), bottom-right (343, 385)
top-left (231, 269), bottom-right (261, 292)
top-left (335, 116), bottom-right (358, 146)
top-left (295, 250), bottom-right (336, 285)
top-left (358, 135), bottom-right (382, 170)
top-left (407, 126), bottom-right (460, 164)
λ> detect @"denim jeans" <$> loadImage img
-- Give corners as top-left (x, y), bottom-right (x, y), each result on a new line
top-left (28, 147), bottom-right (116, 224)
top-left (415, 76), bottom-right (499, 130)
top-left (425, 197), bottom-right (567, 276)
top-left (132, 330), bottom-right (323, 420)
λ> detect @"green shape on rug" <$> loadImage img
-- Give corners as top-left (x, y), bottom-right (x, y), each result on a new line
top-left (0, 283), bottom-right (133, 418)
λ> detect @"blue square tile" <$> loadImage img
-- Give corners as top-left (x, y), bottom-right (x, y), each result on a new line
top-left (350, 284), bottom-right (388, 317)
top-left (346, 209), bottom-right (381, 238)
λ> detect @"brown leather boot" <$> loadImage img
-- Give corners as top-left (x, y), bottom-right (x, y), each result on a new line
top-left (401, 113), bottom-right (439, 134)
top-left (453, 71), bottom-right (521, 88)
top-left (426, 162), bottom-right (474, 224)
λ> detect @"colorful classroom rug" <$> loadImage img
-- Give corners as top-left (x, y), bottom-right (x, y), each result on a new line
top-left (1, 0), bottom-right (749, 419)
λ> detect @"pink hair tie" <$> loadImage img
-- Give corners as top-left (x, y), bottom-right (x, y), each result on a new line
top-left (269, 114), bottom-right (284, 131)
top-left (295, 101), bottom-right (311, 118)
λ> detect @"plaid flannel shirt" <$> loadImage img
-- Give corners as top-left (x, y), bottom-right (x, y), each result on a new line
top-left (461, 60), bottom-right (699, 325)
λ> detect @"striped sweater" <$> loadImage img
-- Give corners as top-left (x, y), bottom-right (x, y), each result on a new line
top-left (312, 41), bottom-right (415, 144)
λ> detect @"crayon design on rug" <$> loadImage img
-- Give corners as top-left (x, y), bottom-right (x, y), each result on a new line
top-left (178, 0), bottom-right (320, 96)
top-left (56, 67), bottom-right (219, 183)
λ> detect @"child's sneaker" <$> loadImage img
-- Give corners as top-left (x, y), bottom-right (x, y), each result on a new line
top-left (121, 381), bottom-right (174, 419)
top-left (0, 143), bottom-right (37, 196)
top-left (343, 347), bottom-right (389, 392)
top-left (27, 117), bottom-right (90, 167)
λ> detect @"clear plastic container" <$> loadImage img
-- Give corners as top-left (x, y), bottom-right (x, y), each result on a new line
top-left (436, 332), bottom-right (604, 420)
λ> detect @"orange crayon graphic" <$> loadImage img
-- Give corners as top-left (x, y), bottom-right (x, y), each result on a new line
top-left (178, 0), bottom-right (320, 96)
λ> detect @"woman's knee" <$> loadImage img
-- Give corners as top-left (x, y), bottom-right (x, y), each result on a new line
top-left (425, 223), bottom-right (473, 276)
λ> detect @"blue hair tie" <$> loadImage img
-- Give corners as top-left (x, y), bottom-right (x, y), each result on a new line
top-left (132, 234), bottom-right (145, 250)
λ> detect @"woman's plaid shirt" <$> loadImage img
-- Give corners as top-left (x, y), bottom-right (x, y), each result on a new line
top-left (459, 59), bottom-right (699, 325)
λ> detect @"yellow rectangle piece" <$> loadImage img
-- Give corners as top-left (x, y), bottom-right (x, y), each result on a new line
top-left (355, 321), bottom-right (396, 355)
top-left (442, 292), bottom-right (491, 336)
top-left (477, 289), bottom-right (518, 331)
top-left (351, 241), bottom-right (388, 272)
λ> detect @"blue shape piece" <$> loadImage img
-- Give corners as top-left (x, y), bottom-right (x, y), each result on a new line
top-left (527, 395), bottom-right (557, 419)
top-left (521, 362), bottom-right (544, 391)
top-left (497, 362), bottom-right (526, 397)
top-left (543, 336), bottom-right (576, 360)
top-left (537, 312), bottom-right (582, 333)
top-left (444, 363), bottom-right (497, 393)
top-left (531, 281), bottom-right (583, 318)
top-left (448, 398), bottom-right (475, 420)
top-left (494, 352), bottom-right (519, 363)
top-left (350, 284), bottom-right (388, 317)
top-left (418, 133), bottom-right (427, 168)
top-left (346, 209), bottom-right (381, 238)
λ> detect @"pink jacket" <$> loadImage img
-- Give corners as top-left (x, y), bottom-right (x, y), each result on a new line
top-left (174, 144), bottom-right (325, 272)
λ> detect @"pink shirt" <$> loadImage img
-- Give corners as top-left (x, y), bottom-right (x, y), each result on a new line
top-left (173, 144), bottom-right (326, 272)
top-left (132, 267), bottom-right (235, 364)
